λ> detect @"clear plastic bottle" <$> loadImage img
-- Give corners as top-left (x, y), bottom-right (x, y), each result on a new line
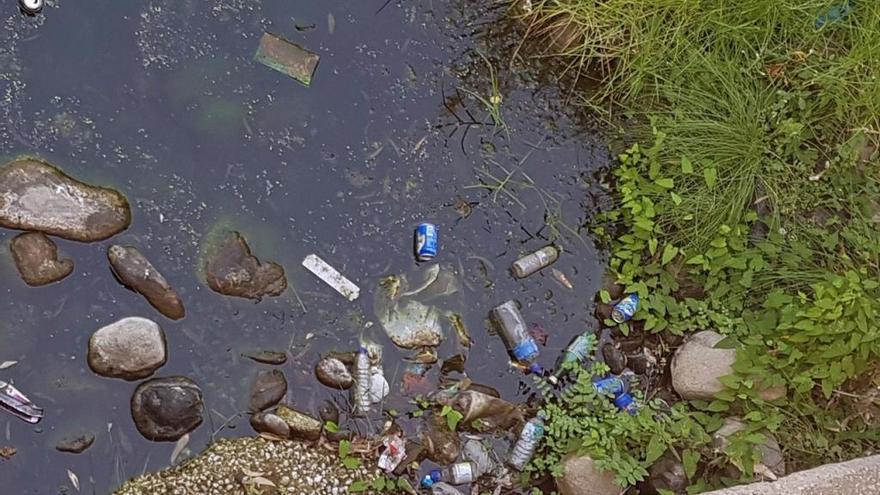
top-left (511, 246), bottom-right (559, 278)
top-left (509, 412), bottom-right (546, 471)
top-left (420, 461), bottom-right (478, 487)
top-left (551, 331), bottom-right (595, 381)
top-left (489, 301), bottom-right (540, 366)
top-left (351, 346), bottom-right (371, 416)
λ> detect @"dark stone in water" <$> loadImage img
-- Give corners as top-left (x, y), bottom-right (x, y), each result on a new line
top-left (9, 232), bottom-right (74, 286)
top-left (243, 349), bottom-right (288, 365)
top-left (0, 158), bottom-right (131, 241)
top-left (130, 376), bottom-right (203, 441)
top-left (55, 433), bottom-right (95, 454)
top-left (250, 412), bottom-right (290, 438)
top-left (205, 232), bottom-right (286, 300)
top-left (315, 356), bottom-right (353, 390)
top-left (317, 399), bottom-right (339, 424)
top-left (250, 369), bottom-right (287, 412)
top-left (595, 303), bottom-right (614, 323)
top-left (108, 245), bottom-right (185, 320)
top-left (602, 343), bottom-right (627, 375)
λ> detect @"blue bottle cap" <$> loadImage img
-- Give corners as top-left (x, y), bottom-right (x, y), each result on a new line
top-left (528, 363), bottom-right (544, 375)
top-left (430, 469), bottom-right (442, 482)
top-left (420, 475), bottom-right (434, 488)
top-left (512, 338), bottom-right (539, 361)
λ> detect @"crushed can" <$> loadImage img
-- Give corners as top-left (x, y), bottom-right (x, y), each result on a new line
top-left (414, 223), bottom-right (438, 261)
top-left (611, 293), bottom-right (639, 323)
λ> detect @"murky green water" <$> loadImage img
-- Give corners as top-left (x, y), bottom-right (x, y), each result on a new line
top-left (0, 1), bottom-right (608, 492)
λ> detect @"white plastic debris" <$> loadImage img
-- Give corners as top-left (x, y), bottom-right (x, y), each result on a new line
top-left (302, 254), bottom-right (359, 301)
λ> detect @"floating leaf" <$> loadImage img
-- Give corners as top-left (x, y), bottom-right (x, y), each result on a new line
top-left (551, 268), bottom-right (573, 289)
top-left (67, 469), bottom-right (80, 492)
top-left (252, 476), bottom-right (277, 487)
top-left (342, 457), bottom-right (362, 469)
top-left (325, 421), bottom-right (339, 433)
top-left (170, 433), bottom-right (189, 465)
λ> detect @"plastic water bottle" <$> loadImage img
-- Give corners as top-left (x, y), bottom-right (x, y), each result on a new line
top-left (509, 413), bottom-right (546, 471)
top-left (551, 331), bottom-right (595, 381)
top-left (352, 346), bottom-right (371, 416)
top-left (489, 301), bottom-right (541, 373)
top-left (511, 246), bottom-right (559, 278)
top-left (420, 461), bottom-right (477, 487)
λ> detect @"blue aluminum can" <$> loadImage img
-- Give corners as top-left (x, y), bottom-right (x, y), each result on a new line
top-left (593, 376), bottom-right (627, 396)
top-left (611, 293), bottom-right (640, 323)
top-left (414, 223), bottom-right (438, 261)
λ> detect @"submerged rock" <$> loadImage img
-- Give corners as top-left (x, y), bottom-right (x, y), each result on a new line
top-left (9, 232), bottom-right (74, 286)
top-left (0, 158), bottom-right (131, 241)
top-left (131, 376), bottom-right (204, 442)
top-left (250, 412), bottom-right (290, 438)
top-left (249, 369), bottom-right (287, 412)
top-left (243, 349), bottom-right (287, 365)
top-left (205, 232), bottom-right (287, 300)
top-left (55, 433), bottom-right (95, 454)
top-left (315, 356), bottom-right (353, 389)
top-left (275, 405), bottom-right (322, 441)
top-left (88, 317), bottom-right (167, 381)
top-left (108, 245), bottom-right (185, 320)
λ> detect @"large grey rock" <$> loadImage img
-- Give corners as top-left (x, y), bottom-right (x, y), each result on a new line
top-left (131, 376), bottom-right (203, 441)
top-left (703, 454), bottom-right (880, 495)
top-left (713, 418), bottom-right (785, 478)
top-left (672, 331), bottom-right (784, 401)
top-left (108, 245), bottom-right (184, 320)
top-left (9, 232), bottom-right (74, 286)
top-left (671, 331), bottom-right (736, 400)
top-left (205, 232), bottom-right (286, 300)
top-left (88, 317), bottom-right (167, 381)
top-left (0, 158), bottom-right (130, 241)
top-left (555, 454), bottom-right (619, 495)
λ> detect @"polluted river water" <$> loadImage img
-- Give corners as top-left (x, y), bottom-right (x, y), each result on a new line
top-left (0, 0), bottom-right (609, 493)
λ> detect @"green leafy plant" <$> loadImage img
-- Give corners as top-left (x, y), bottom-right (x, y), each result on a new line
top-left (440, 404), bottom-right (464, 431)
top-left (530, 362), bottom-right (712, 487)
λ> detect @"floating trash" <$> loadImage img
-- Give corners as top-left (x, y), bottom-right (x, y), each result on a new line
top-left (0, 380), bottom-right (44, 424)
top-left (511, 246), bottom-right (558, 278)
top-left (378, 434), bottom-right (406, 473)
top-left (414, 222), bottom-right (439, 261)
top-left (379, 300), bottom-right (443, 348)
top-left (302, 254), bottom-right (360, 301)
top-left (254, 33), bottom-right (320, 86)
top-left (509, 412), bottom-right (546, 471)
